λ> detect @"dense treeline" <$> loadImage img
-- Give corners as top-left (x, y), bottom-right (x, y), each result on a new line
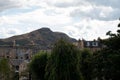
top-left (29, 21), bottom-right (120, 80)
top-left (29, 39), bottom-right (83, 80)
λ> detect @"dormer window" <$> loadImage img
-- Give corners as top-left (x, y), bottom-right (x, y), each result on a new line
top-left (86, 42), bottom-right (90, 46)
top-left (92, 42), bottom-right (98, 46)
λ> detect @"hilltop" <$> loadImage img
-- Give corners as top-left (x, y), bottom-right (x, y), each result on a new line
top-left (0, 28), bottom-right (76, 49)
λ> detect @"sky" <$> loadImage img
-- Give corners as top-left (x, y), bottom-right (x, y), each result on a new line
top-left (0, 0), bottom-right (120, 40)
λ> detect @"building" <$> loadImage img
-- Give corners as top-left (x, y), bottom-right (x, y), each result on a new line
top-left (19, 60), bottom-right (29, 80)
top-left (75, 38), bottom-right (102, 52)
top-left (0, 45), bottom-right (37, 59)
top-left (0, 45), bottom-right (40, 80)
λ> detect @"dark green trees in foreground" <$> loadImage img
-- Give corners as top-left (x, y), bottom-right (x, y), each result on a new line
top-left (0, 58), bottom-right (18, 80)
top-left (45, 40), bottom-right (83, 80)
top-left (80, 49), bottom-right (93, 80)
top-left (0, 58), bottom-right (11, 80)
top-left (29, 39), bottom-right (83, 80)
top-left (29, 51), bottom-right (48, 80)
top-left (93, 49), bottom-right (120, 80)
top-left (92, 20), bottom-right (120, 80)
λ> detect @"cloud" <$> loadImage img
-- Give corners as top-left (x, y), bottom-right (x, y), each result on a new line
top-left (61, 19), bottom-right (119, 40)
top-left (0, 6), bottom-right (72, 38)
top-left (53, 0), bottom-right (89, 8)
top-left (53, 0), bottom-right (120, 21)
top-left (70, 5), bottom-right (120, 21)
top-left (0, 0), bottom-right (22, 12)
top-left (88, 0), bottom-right (120, 8)
top-left (0, 0), bottom-right (48, 12)
top-left (7, 29), bottom-right (18, 34)
top-left (0, 27), bottom-right (22, 38)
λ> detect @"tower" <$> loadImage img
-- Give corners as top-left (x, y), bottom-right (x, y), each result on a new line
top-left (78, 39), bottom-right (84, 50)
top-left (13, 40), bottom-right (16, 47)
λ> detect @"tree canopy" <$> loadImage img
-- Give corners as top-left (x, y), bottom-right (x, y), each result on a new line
top-left (45, 39), bottom-right (83, 80)
top-left (29, 51), bottom-right (48, 80)
top-left (92, 19), bottom-right (120, 80)
top-left (0, 58), bottom-right (11, 80)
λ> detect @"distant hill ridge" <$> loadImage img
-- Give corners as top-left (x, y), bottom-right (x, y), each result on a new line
top-left (0, 28), bottom-right (76, 49)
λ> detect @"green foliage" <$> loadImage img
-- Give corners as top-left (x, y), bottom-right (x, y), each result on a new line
top-left (29, 51), bottom-right (48, 80)
top-left (80, 49), bottom-right (93, 80)
top-left (104, 20), bottom-right (120, 50)
top-left (12, 72), bottom-right (19, 80)
top-left (0, 58), bottom-right (11, 80)
top-left (0, 58), bottom-right (10, 73)
top-left (92, 20), bottom-right (120, 80)
top-left (93, 49), bottom-right (120, 80)
top-left (45, 39), bottom-right (83, 80)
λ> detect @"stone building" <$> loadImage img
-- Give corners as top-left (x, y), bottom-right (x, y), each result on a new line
top-left (0, 45), bottom-right (40, 80)
top-left (0, 46), bottom-right (36, 59)
top-left (75, 39), bottom-right (103, 52)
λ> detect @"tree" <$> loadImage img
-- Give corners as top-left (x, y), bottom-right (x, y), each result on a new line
top-left (92, 49), bottom-right (120, 80)
top-left (29, 51), bottom-right (48, 80)
top-left (80, 49), bottom-right (93, 80)
top-left (12, 72), bottom-right (19, 80)
top-left (104, 19), bottom-right (120, 50)
top-left (93, 19), bottom-right (120, 80)
top-left (0, 58), bottom-right (11, 80)
top-left (45, 39), bottom-right (83, 80)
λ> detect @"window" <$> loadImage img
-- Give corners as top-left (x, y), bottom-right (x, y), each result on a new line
top-left (92, 42), bottom-right (98, 46)
top-left (7, 56), bottom-right (9, 59)
top-left (16, 56), bottom-right (18, 59)
top-left (21, 57), bottom-right (23, 59)
top-left (16, 66), bottom-right (19, 71)
top-left (86, 42), bottom-right (90, 46)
